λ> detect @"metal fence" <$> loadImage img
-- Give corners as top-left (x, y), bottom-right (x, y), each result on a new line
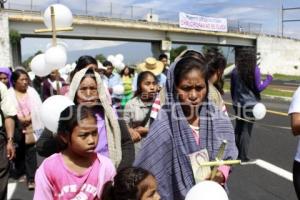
top-left (3, 0), bottom-right (262, 35)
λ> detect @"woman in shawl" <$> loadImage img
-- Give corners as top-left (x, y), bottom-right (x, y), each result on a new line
top-left (36, 67), bottom-right (134, 170)
top-left (0, 67), bottom-right (12, 88)
top-left (134, 53), bottom-right (238, 200)
top-left (8, 69), bottom-right (44, 190)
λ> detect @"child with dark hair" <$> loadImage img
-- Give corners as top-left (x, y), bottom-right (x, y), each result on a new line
top-left (34, 105), bottom-right (116, 199)
top-left (123, 71), bottom-right (158, 156)
top-left (103, 167), bottom-right (160, 200)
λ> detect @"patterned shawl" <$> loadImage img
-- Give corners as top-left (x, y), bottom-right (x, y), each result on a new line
top-left (68, 68), bottom-right (122, 167)
top-left (134, 61), bottom-right (238, 200)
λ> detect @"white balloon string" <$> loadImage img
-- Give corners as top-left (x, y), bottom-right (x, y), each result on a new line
top-left (227, 112), bottom-right (291, 130)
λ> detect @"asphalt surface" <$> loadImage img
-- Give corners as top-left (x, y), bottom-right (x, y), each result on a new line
top-left (226, 94), bottom-right (297, 200)
top-left (7, 93), bottom-right (299, 200)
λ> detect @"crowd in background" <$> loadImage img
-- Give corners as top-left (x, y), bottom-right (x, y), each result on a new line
top-left (0, 47), bottom-right (278, 200)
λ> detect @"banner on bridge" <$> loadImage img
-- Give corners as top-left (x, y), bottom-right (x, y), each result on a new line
top-left (179, 12), bottom-right (228, 32)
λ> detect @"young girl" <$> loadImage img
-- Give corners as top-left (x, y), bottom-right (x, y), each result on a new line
top-left (103, 167), bottom-right (161, 200)
top-left (123, 71), bottom-right (158, 155)
top-left (34, 105), bottom-right (116, 199)
top-left (134, 53), bottom-right (238, 200)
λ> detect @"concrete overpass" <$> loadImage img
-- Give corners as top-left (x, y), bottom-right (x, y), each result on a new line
top-left (0, 9), bottom-right (257, 67)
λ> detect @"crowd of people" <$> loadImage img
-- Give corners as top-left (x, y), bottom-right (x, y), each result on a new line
top-left (0, 48), bottom-right (278, 200)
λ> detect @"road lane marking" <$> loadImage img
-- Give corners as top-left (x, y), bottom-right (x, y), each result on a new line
top-left (7, 182), bottom-right (17, 200)
top-left (255, 159), bottom-right (293, 181)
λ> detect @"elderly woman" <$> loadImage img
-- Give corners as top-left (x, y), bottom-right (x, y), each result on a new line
top-left (134, 52), bottom-right (238, 200)
top-left (8, 69), bottom-right (44, 190)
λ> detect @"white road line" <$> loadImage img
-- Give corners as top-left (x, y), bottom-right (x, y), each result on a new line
top-left (7, 182), bottom-right (17, 200)
top-left (255, 159), bottom-right (293, 181)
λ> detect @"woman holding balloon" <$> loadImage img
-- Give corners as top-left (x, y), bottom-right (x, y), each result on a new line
top-left (230, 47), bottom-right (272, 162)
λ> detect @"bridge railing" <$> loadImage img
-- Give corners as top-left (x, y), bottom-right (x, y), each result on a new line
top-left (3, 0), bottom-right (262, 34)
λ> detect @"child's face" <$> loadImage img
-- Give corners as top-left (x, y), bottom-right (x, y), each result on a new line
top-left (69, 116), bottom-right (98, 157)
top-left (176, 69), bottom-right (207, 107)
top-left (138, 175), bottom-right (161, 200)
top-left (140, 75), bottom-right (157, 100)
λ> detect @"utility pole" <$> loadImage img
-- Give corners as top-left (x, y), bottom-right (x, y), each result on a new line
top-left (0, 0), bottom-right (7, 9)
top-left (282, 6), bottom-right (300, 37)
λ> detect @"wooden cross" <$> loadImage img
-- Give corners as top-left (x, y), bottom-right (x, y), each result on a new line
top-left (34, 6), bottom-right (73, 94)
top-left (199, 140), bottom-right (256, 180)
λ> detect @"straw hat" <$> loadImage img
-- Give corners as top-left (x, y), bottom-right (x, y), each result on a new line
top-left (137, 57), bottom-right (164, 76)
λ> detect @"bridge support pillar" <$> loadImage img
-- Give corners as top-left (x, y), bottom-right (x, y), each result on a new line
top-left (11, 39), bottom-right (22, 68)
top-left (151, 40), bottom-right (172, 63)
top-left (151, 41), bottom-right (162, 59)
top-left (0, 12), bottom-right (13, 67)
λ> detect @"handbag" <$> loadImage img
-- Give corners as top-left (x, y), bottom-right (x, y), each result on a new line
top-left (23, 123), bottom-right (35, 145)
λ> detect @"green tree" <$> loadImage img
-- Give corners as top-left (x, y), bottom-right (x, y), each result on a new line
top-left (22, 50), bottom-right (43, 71)
top-left (170, 45), bottom-right (188, 62)
top-left (95, 54), bottom-right (106, 63)
top-left (9, 29), bottom-right (21, 46)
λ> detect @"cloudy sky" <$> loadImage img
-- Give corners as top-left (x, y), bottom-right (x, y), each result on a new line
top-left (5, 0), bottom-right (300, 62)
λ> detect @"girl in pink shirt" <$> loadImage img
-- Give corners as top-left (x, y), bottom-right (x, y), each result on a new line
top-left (34, 105), bottom-right (116, 200)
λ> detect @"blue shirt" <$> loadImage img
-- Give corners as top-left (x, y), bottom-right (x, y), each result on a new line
top-left (107, 73), bottom-right (123, 99)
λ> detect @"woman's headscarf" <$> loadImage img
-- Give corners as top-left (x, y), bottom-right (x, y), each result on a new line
top-left (0, 67), bottom-right (12, 87)
top-left (134, 58), bottom-right (238, 200)
top-left (68, 68), bottom-right (122, 167)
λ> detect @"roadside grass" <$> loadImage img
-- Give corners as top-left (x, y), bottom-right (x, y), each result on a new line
top-left (261, 74), bottom-right (300, 81)
top-left (223, 82), bottom-right (294, 98)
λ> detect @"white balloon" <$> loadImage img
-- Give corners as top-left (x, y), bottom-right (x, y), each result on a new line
top-left (112, 85), bottom-right (124, 95)
top-left (41, 95), bottom-right (74, 133)
top-left (253, 103), bottom-right (267, 120)
top-left (185, 181), bottom-right (228, 200)
top-left (45, 46), bottom-right (67, 70)
top-left (30, 54), bottom-right (52, 77)
top-left (114, 61), bottom-right (125, 71)
top-left (46, 41), bottom-right (68, 52)
top-left (27, 71), bottom-right (36, 81)
top-left (115, 54), bottom-right (124, 62)
top-left (43, 4), bottom-right (73, 29)
top-left (112, 59), bottom-right (121, 68)
top-left (107, 55), bottom-right (115, 63)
